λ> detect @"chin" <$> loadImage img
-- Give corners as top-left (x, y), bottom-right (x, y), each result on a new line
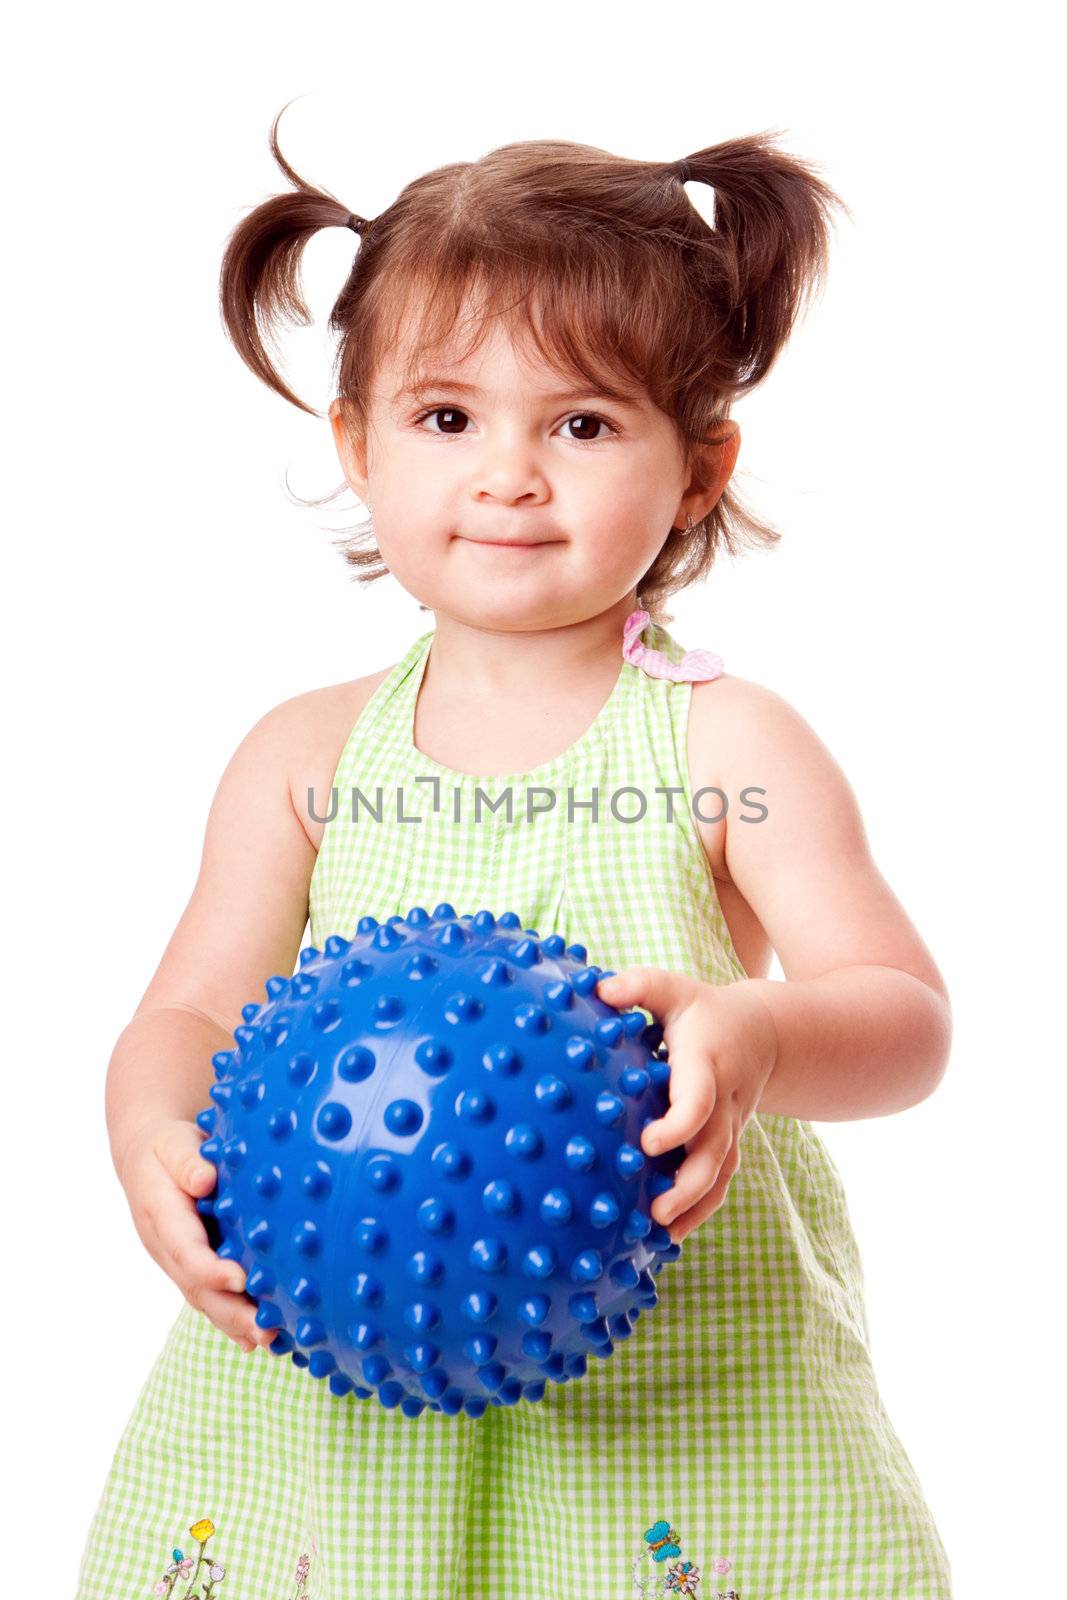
top-left (443, 592), bottom-right (571, 629)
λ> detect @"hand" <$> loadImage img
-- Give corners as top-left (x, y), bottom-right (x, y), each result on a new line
top-left (117, 1118), bottom-right (275, 1355)
top-left (595, 969), bottom-right (778, 1244)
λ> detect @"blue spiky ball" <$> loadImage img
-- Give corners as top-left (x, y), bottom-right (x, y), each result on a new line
top-left (194, 903), bottom-right (684, 1419)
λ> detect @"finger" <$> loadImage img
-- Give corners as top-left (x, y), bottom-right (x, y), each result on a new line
top-left (184, 1280), bottom-right (268, 1351)
top-left (595, 966), bottom-right (699, 1021)
top-left (155, 1124), bottom-right (220, 1200)
top-left (670, 1144), bottom-right (741, 1244)
top-left (143, 1168), bottom-right (263, 1337)
top-left (141, 1195), bottom-right (266, 1350)
top-left (642, 1045), bottom-right (718, 1156)
top-left (148, 1176), bottom-right (250, 1298)
top-left (146, 1117), bottom-right (219, 1197)
top-left (653, 1121), bottom-right (734, 1226)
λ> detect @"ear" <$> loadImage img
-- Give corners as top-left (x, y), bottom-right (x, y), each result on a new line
top-left (675, 421), bottom-right (741, 530)
top-left (329, 398), bottom-right (370, 500)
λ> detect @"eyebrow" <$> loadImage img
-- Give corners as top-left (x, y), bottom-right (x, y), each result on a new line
top-left (392, 375), bottom-right (642, 408)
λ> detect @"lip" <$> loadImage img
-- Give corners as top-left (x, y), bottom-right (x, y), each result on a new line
top-left (459, 536), bottom-right (560, 549)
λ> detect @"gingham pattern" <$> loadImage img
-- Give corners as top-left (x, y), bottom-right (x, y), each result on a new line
top-left (76, 621), bottom-right (952, 1599)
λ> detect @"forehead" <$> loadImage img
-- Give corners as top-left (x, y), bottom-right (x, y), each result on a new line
top-left (375, 286), bottom-right (647, 408)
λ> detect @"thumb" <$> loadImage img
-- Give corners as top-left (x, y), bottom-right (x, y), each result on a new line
top-left (159, 1120), bottom-right (219, 1197)
top-left (596, 966), bottom-right (699, 1021)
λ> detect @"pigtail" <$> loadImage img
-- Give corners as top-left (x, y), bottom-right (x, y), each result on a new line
top-left (626, 131), bottom-right (849, 620)
top-left (676, 130), bottom-right (848, 397)
top-left (218, 100), bottom-right (367, 416)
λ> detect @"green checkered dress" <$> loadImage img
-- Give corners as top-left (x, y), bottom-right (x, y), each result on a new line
top-left (76, 619), bottom-right (952, 1599)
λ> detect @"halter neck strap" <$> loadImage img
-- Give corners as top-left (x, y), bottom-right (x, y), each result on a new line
top-left (622, 608), bottom-right (724, 683)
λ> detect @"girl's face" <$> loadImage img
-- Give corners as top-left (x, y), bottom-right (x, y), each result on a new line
top-left (330, 311), bottom-right (734, 633)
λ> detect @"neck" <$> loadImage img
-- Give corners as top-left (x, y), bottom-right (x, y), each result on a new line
top-left (421, 593), bottom-right (640, 703)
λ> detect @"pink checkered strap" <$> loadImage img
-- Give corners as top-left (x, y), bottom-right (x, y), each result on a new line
top-left (622, 608), bottom-right (724, 683)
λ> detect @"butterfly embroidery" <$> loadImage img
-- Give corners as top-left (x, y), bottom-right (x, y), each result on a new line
top-left (643, 1519), bottom-right (684, 1562)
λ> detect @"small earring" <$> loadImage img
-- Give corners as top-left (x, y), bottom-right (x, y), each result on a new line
top-left (677, 513), bottom-right (696, 535)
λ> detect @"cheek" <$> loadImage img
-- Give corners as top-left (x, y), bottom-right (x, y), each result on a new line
top-left (371, 460), bottom-right (440, 517)
top-left (582, 520), bottom-right (669, 577)
top-left (366, 474), bottom-right (451, 562)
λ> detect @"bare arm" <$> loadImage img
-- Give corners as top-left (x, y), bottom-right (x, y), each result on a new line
top-left (106, 695), bottom-right (318, 1182)
top-left (697, 677), bottom-right (952, 1121)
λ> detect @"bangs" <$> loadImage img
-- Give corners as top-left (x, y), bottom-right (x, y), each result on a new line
top-left (363, 243), bottom-right (700, 426)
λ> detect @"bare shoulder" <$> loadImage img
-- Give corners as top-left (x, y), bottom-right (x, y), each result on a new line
top-left (686, 673), bottom-right (838, 981)
top-left (689, 668), bottom-right (834, 749)
top-left (686, 673), bottom-right (815, 877)
top-left (687, 669), bottom-right (949, 999)
top-left (252, 664), bottom-right (395, 852)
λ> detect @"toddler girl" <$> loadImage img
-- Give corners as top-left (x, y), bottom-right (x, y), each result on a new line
top-left (76, 108), bottom-right (954, 1598)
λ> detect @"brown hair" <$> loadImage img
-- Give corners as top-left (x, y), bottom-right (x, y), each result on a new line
top-left (219, 102), bottom-right (848, 623)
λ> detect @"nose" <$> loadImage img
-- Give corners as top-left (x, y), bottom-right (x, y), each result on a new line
top-left (470, 428), bottom-right (550, 505)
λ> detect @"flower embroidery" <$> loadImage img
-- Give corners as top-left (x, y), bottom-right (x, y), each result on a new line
top-left (149, 1516), bottom-right (313, 1599)
top-left (664, 1557), bottom-right (701, 1594)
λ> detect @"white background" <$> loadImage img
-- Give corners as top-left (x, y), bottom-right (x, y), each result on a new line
top-left (4, 4), bottom-right (1062, 1594)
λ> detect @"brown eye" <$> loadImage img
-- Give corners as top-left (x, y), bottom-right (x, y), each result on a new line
top-left (563, 414), bottom-right (610, 442)
top-left (419, 406), bottom-right (469, 434)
